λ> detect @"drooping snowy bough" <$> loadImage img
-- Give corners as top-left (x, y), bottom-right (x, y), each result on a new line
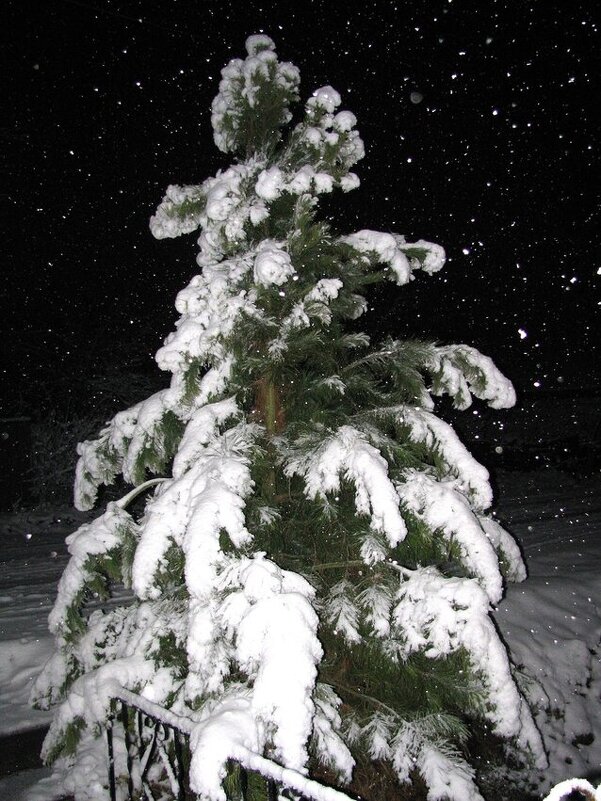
top-left (33, 35), bottom-right (546, 801)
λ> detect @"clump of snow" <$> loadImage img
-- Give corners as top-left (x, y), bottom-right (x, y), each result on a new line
top-left (283, 425), bottom-right (407, 546)
top-left (189, 692), bottom-right (259, 801)
top-left (232, 556), bottom-right (322, 771)
top-left (429, 344), bottom-right (516, 410)
top-left (341, 230), bottom-right (445, 285)
top-left (388, 404), bottom-right (493, 509)
top-left (398, 471), bottom-right (504, 603)
top-left (188, 553), bottom-right (326, 797)
top-left (253, 241), bottom-right (296, 287)
top-left (392, 566), bottom-right (546, 764)
top-left (254, 165), bottom-right (285, 200)
top-left (310, 85), bottom-right (342, 113)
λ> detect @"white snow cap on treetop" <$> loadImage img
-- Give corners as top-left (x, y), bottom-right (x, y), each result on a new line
top-left (211, 34), bottom-right (300, 154)
top-left (245, 34), bottom-right (276, 54)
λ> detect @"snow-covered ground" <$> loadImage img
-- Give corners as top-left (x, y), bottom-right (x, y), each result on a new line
top-left (0, 466), bottom-right (599, 799)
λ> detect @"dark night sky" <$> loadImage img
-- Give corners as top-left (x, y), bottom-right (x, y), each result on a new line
top-left (4, 0), bottom-right (600, 420)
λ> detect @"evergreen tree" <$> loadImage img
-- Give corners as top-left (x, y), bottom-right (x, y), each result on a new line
top-left (33, 35), bottom-right (546, 801)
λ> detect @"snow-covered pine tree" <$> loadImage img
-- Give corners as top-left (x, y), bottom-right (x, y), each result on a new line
top-left (32, 35), bottom-right (546, 801)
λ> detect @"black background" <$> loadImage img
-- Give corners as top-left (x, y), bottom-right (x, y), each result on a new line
top-left (4, 0), bottom-right (599, 419)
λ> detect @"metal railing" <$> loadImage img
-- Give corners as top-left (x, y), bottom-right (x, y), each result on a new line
top-left (104, 687), bottom-right (601, 801)
top-left (105, 685), bottom-right (352, 801)
top-left (107, 701), bottom-right (188, 801)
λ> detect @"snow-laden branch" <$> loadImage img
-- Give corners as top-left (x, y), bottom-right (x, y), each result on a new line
top-left (283, 425), bottom-right (406, 547)
top-left (110, 685), bottom-right (358, 801)
top-left (398, 471), bottom-right (503, 603)
top-left (341, 230), bottom-right (445, 285)
top-left (428, 344), bottom-right (516, 410)
top-left (385, 404), bottom-right (493, 510)
top-left (392, 566), bottom-right (546, 766)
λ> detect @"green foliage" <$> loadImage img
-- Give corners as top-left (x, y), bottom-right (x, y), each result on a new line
top-left (181, 357), bottom-right (206, 406)
top-left (153, 542), bottom-right (188, 599)
top-left (218, 48), bottom-right (300, 158)
top-left (129, 410), bottom-right (185, 486)
top-left (223, 762), bottom-right (271, 801)
top-left (152, 628), bottom-right (187, 679)
top-left (45, 716), bottom-right (86, 764)
top-left (322, 638), bottom-right (486, 732)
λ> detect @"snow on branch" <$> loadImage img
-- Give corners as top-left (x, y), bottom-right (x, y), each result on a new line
top-left (41, 655), bottom-right (156, 764)
top-left (417, 744), bottom-right (484, 801)
top-left (211, 35), bottom-right (300, 155)
top-left (272, 85), bottom-right (364, 191)
top-left (398, 470), bottom-right (504, 603)
top-left (172, 397), bottom-right (240, 477)
top-left (392, 567), bottom-right (546, 765)
top-left (341, 230), bottom-right (445, 285)
top-left (74, 385), bottom-right (185, 510)
top-left (47, 503), bottom-right (137, 639)
top-left (227, 556), bottom-right (322, 771)
top-left (428, 344), bottom-right (516, 410)
top-left (283, 425), bottom-right (406, 547)
top-left (151, 161), bottom-right (271, 264)
top-left (190, 689), bottom-right (356, 801)
top-left (188, 554), bottom-right (326, 797)
top-left (325, 580), bottom-right (362, 644)
top-left (74, 402), bottom-right (142, 510)
top-left (156, 255), bottom-right (257, 373)
top-left (388, 404), bottom-right (492, 510)
top-left (131, 423), bottom-right (258, 601)
top-left (311, 684), bottom-right (355, 782)
top-left (478, 514), bottom-right (527, 583)
top-left (149, 183), bottom-right (206, 239)
top-left (356, 583), bottom-right (393, 638)
top-left (268, 278), bottom-right (343, 358)
top-left (121, 388), bottom-right (181, 485)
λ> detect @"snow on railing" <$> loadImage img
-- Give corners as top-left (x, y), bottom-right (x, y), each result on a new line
top-left (107, 684), bottom-right (355, 801)
top-left (108, 684), bottom-right (601, 801)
